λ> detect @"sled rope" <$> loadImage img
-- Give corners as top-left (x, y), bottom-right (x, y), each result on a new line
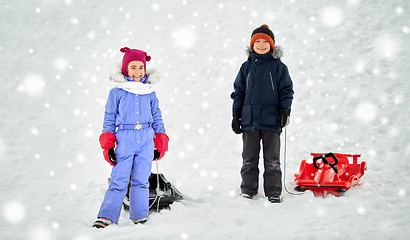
top-left (283, 127), bottom-right (305, 196)
top-left (149, 160), bottom-right (163, 212)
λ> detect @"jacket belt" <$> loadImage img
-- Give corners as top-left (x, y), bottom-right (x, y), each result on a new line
top-left (117, 123), bottom-right (152, 130)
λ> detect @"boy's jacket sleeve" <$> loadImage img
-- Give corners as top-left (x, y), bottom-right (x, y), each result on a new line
top-left (278, 64), bottom-right (294, 110)
top-left (231, 63), bottom-right (247, 111)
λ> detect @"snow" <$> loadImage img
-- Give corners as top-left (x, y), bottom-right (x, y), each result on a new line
top-left (1, 0), bottom-right (410, 239)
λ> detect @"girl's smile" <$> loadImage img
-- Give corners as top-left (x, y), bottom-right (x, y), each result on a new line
top-left (127, 61), bottom-right (145, 82)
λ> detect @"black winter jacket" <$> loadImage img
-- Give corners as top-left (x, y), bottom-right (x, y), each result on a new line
top-left (231, 47), bottom-right (294, 132)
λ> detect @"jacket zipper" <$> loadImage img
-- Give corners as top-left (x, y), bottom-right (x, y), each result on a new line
top-left (246, 73), bottom-right (255, 104)
top-left (269, 72), bottom-right (274, 91)
top-left (246, 73), bottom-right (250, 90)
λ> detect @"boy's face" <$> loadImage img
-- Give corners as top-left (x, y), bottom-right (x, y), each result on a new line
top-left (253, 39), bottom-right (271, 55)
top-left (127, 61), bottom-right (145, 82)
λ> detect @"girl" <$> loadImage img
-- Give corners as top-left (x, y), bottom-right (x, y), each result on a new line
top-left (93, 47), bottom-right (169, 228)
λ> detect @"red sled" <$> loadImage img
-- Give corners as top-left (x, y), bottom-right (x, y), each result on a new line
top-left (294, 153), bottom-right (367, 197)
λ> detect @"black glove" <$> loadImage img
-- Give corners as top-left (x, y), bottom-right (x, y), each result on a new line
top-left (232, 109), bottom-right (242, 134)
top-left (108, 148), bottom-right (116, 165)
top-left (153, 149), bottom-right (161, 160)
top-left (278, 109), bottom-right (291, 128)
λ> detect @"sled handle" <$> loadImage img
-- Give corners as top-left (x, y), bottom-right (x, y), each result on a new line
top-left (313, 152), bottom-right (339, 174)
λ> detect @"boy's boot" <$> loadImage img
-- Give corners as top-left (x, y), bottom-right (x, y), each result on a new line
top-left (268, 196), bottom-right (282, 203)
top-left (240, 193), bottom-right (253, 199)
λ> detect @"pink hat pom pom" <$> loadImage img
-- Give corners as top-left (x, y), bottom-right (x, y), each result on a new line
top-left (120, 47), bottom-right (130, 53)
top-left (146, 55), bottom-right (151, 61)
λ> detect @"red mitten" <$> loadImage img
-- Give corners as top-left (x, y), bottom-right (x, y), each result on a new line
top-left (154, 133), bottom-right (169, 160)
top-left (99, 132), bottom-right (116, 149)
top-left (99, 132), bottom-right (117, 166)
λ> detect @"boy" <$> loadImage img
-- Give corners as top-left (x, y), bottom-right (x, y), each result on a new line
top-left (231, 25), bottom-right (294, 203)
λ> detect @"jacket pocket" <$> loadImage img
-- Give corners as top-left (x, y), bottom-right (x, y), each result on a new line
top-left (262, 104), bottom-right (279, 126)
top-left (241, 105), bottom-right (252, 126)
top-left (114, 131), bottom-right (128, 160)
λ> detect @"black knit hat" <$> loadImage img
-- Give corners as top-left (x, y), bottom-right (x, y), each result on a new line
top-left (250, 24), bottom-right (275, 50)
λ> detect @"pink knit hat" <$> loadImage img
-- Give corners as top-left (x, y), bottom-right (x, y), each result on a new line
top-left (120, 47), bottom-right (151, 76)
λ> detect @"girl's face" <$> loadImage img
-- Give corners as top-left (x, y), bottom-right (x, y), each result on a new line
top-left (253, 39), bottom-right (271, 55)
top-left (127, 61), bottom-right (145, 82)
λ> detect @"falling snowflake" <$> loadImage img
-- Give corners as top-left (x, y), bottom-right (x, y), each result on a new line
top-left (316, 207), bottom-right (326, 216)
top-left (347, 0), bottom-right (360, 5)
top-left (17, 74), bottom-right (45, 96)
top-left (372, 34), bottom-right (399, 59)
top-left (77, 154), bottom-right (86, 163)
top-left (192, 162), bottom-right (199, 169)
top-left (70, 183), bottom-right (77, 190)
top-left (355, 59), bottom-right (366, 73)
top-left (201, 101), bottom-right (210, 109)
top-left (0, 138), bottom-right (5, 161)
top-left (73, 109), bottom-right (81, 115)
top-left (151, 3), bottom-right (160, 11)
top-left (87, 31), bottom-right (96, 39)
top-left (171, 26), bottom-right (197, 50)
top-left (73, 235), bottom-right (93, 240)
top-left (71, 17), bottom-right (79, 25)
top-left (30, 127), bottom-right (40, 136)
top-left (180, 232), bottom-right (189, 240)
top-left (396, 6), bottom-right (404, 15)
top-left (251, 10), bottom-right (258, 18)
top-left (186, 144), bottom-right (194, 151)
top-left (263, 10), bottom-right (275, 22)
top-left (3, 201), bottom-right (25, 223)
top-left (27, 226), bottom-right (53, 240)
top-left (357, 206), bottom-right (366, 214)
top-left (51, 222), bottom-right (60, 230)
top-left (321, 6), bottom-right (344, 27)
top-left (355, 102), bottom-right (377, 123)
top-left (398, 189), bottom-right (406, 197)
top-left (54, 58), bottom-right (69, 70)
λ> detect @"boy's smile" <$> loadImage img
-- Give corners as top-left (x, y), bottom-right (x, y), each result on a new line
top-left (253, 39), bottom-right (271, 55)
top-left (127, 61), bottom-right (145, 82)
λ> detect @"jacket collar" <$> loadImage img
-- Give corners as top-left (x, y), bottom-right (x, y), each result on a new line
top-left (250, 51), bottom-right (274, 62)
top-left (246, 45), bottom-right (284, 61)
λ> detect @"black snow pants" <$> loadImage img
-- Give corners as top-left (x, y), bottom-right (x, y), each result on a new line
top-left (240, 129), bottom-right (282, 197)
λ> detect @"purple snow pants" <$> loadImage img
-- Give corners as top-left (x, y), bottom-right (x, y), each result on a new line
top-left (97, 127), bottom-right (154, 223)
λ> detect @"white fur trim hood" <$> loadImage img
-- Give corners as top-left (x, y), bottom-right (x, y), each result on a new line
top-left (246, 45), bottom-right (284, 59)
top-left (109, 62), bottom-right (160, 84)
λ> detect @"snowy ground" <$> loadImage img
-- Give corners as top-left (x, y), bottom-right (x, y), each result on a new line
top-left (1, 0), bottom-right (410, 239)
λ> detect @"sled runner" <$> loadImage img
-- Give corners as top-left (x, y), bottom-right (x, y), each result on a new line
top-left (294, 153), bottom-right (366, 197)
top-left (121, 173), bottom-right (184, 212)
